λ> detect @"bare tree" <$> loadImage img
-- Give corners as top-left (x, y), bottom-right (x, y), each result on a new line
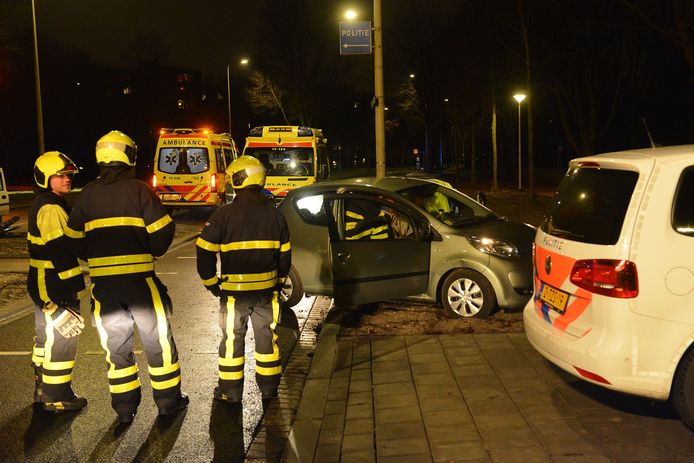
top-left (245, 71), bottom-right (289, 124)
top-left (623, 0), bottom-right (694, 82)
top-left (542, 2), bottom-right (644, 155)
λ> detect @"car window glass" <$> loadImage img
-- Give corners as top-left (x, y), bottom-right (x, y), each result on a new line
top-left (215, 149), bottom-right (226, 172)
top-left (673, 166), bottom-right (694, 236)
top-left (541, 167), bottom-right (638, 245)
top-left (187, 148), bottom-right (209, 173)
top-left (158, 148), bottom-right (180, 174)
top-left (223, 148), bottom-right (235, 165)
top-left (245, 147), bottom-right (314, 176)
top-left (398, 184), bottom-right (494, 227)
top-left (295, 194), bottom-right (327, 225)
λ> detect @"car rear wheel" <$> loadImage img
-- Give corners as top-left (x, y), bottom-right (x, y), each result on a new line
top-left (280, 266), bottom-right (304, 308)
top-left (441, 269), bottom-right (496, 318)
top-left (672, 348), bottom-right (694, 431)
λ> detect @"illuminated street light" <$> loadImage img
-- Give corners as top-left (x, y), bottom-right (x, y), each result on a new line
top-left (344, 9), bottom-right (357, 20)
top-left (227, 58), bottom-right (250, 135)
top-left (409, 73), bottom-right (415, 79)
top-left (513, 93), bottom-right (527, 190)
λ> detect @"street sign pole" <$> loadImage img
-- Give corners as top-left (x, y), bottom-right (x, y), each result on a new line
top-left (374, 0), bottom-right (385, 179)
top-left (339, 16), bottom-right (384, 179)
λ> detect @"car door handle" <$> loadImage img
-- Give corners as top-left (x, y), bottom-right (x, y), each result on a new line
top-left (337, 251), bottom-right (350, 262)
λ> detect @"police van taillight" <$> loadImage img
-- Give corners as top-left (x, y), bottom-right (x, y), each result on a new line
top-left (569, 259), bottom-right (638, 298)
top-left (210, 173), bottom-right (217, 193)
top-left (152, 175), bottom-right (157, 188)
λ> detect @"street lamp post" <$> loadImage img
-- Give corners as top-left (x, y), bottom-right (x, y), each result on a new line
top-left (513, 93), bottom-right (526, 190)
top-left (31, 0), bottom-right (45, 155)
top-left (373, 0), bottom-right (386, 179)
top-left (227, 58), bottom-right (249, 135)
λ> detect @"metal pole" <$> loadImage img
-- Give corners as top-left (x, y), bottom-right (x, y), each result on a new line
top-left (31, 0), bottom-right (45, 155)
top-left (517, 102), bottom-right (522, 190)
top-left (374, 0), bottom-right (386, 179)
top-left (226, 64), bottom-right (232, 134)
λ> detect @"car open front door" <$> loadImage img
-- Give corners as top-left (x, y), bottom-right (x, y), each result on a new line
top-left (324, 189), bottom-right (435, 307)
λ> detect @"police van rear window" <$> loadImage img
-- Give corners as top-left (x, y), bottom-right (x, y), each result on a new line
top-left (540, 167), bottom-right (638, 245)
top-left (158, 148), bottom-right (210, 174)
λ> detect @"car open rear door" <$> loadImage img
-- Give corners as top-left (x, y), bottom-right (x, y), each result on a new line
top-left (324, 189), bottom-right (435, 307)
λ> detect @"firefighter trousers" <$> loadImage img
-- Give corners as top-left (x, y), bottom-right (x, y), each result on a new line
top-left (32, 302), bottom-right (79, 402)
top-left (91, 275), bottom-right (182, 416)
top-left (218, 291), bottom-right (281, 398)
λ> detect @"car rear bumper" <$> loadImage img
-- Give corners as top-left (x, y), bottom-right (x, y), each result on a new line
top-left (523, 301), bottom-right (671, 400)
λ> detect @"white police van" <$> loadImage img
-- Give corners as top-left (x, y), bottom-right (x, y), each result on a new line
top-left (524, 145), bottom-right (694, 429)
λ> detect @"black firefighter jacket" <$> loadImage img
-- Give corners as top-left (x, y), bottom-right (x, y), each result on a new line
top-left (27, 191), bottom-right (85, 306)
top-left (196, 187), bottom-right (291, 296)
top-left (66, 166), bottom-right (174, 281)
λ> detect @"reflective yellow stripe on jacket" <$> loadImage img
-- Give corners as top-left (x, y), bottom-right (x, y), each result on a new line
top-left (88, 254), bottom-right (154, 277)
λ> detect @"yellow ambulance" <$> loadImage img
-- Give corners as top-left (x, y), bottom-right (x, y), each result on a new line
top-left (242, 126), bottom-right (330, 200)
top-left (152, 128), bottom-right (239, 209)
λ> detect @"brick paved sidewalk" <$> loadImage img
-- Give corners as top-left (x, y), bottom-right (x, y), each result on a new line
top-left (279, 309), bottom-right (694, 463)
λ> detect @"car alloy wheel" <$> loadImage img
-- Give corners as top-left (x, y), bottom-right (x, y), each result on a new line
top-left (441, 268), bottom-right (495, 318)
top-left (280, 265), bottom-right (303, 308)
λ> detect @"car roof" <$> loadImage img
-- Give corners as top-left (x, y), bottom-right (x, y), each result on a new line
top-left (572, 145), bottom-right (694, 167)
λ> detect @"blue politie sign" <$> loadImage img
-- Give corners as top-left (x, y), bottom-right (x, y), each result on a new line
top-left (339, 21), bottom-right (372, 55)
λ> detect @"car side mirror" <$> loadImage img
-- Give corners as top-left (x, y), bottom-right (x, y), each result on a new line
top-left (425, 224), bottom-right (443, 242)
top-left (476, 191), bottom-right (487, 206)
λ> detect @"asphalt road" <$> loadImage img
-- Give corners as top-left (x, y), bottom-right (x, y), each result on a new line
top-left (0, 207), bottom-right (317, 462)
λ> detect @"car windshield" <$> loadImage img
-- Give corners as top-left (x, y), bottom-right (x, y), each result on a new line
top-left (245, 147), bottom-right (314, 177)
top-left (397, 184), bottom-right (497, 228)
top-left (158, 147), bottom-right (210, 174)
top-left (541, 166), bottom-right (638, 245)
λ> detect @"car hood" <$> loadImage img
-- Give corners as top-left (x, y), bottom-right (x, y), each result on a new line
top-left (444, 219), bottom-right (536, 254)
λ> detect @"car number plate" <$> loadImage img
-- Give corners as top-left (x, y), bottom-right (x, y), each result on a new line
top-left (160, 193), bottom-right (181, 201)
top-left (540, 284), bottom-right (569, 314)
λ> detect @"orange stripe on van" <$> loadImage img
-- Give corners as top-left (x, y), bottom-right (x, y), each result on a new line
top-left (533, 245), bottom-right (593, 332)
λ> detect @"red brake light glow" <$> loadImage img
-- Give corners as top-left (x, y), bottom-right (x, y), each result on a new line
top-left (211, 173), bottom-right (217, 192)
top-left (570, 259), bottom-right (638, 298)
top-left (152, 175), bottom-right (157, 188)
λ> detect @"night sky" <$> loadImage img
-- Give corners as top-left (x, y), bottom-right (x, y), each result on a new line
top-left (1, 0), bottom-right (692, 186)
top-left (37, 0), bottom-right (262, 81)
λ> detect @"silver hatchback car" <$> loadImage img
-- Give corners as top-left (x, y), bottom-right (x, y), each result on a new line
top-left (279, 177), bottom-right (535, 318)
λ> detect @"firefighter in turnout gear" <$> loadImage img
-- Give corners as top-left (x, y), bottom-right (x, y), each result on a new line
top-left (345, 197), bottom-right (390, 240)
top-left (66, 130), bottom-right (188, 425)
top-left (196, 155), bottom-right (291, 403)
top-left (28, 151), bottom-right (87, 412)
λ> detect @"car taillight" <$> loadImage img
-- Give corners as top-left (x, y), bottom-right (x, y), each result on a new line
top-left (570, 259), bottom-right (638, 298)
top-left (152, 175), bottom-right (157, 188)
top-left (211, 173), bottom-right (217, 193)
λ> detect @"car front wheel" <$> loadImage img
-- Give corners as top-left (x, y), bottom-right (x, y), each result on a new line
top-left (672, 348), bottom-right (694, 431)
top-left (440, 268), bottom-right (496, 318)
top-left (280, 265), bottom-right (304, 308)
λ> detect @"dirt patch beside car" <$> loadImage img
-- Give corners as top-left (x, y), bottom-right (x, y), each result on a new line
top-left (339, 301), bottom-right (524, 336)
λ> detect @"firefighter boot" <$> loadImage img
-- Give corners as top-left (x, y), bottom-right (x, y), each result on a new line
top-left (158, 393), bottom-right (189, 416)
top-left (213, 386), bottom-right (242, 404)
top-left (32, 364), bottom-right (43, 403)
top-left (42, 394), bottom-right (88, 413)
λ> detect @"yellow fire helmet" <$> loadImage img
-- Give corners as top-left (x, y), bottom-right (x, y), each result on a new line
top-left (95, 130), bottom-right (138, 166)
top-left (228, 155), bottom-right (266, 189)
top-left (33, 151), bottom-right (78, 189)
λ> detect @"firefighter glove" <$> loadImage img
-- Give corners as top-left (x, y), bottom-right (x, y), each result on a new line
top-left (43, 301), bottom-right (85, 338)
top-left (205, 276), bottom-right (227, 298)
